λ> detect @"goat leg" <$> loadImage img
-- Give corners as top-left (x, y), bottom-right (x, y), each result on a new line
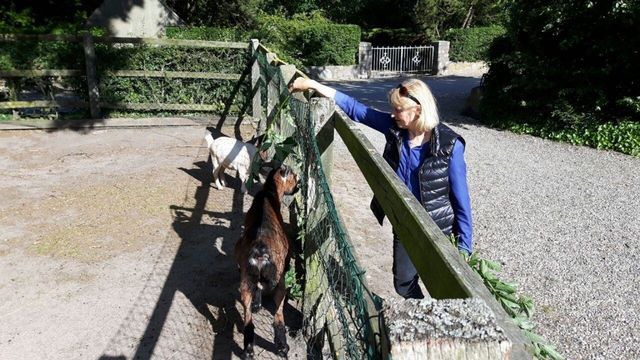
top-left (251, 284), bottom-right (262, 313)
top-left (240, 279), bottom-right (255, 359)
top-left (242, 322), bottom-right (255, 360)
top-left (273, 280), bottom-right (289, 358)
top-left (239, 166), bottom-right (249, 194)
top-left (210, 157), bottom-right (224, 189)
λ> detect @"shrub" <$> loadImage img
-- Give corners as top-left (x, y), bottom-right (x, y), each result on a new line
top-left (0, 38), bottom-right (83, 70)
top-left (298, 24), bottom-right (361, 65)
top-left (168, 14), bottom-right (361, 67)
top-left (480, 1), bottom-right (640, 156)
top-left (362, 27), bottom-right (429, 46)
top-left (253, 13), bottom-right (361, 67)
top-left (92, 44), bottom-right (250, 114)
top-left (444, 25), bottom-right (506, 62)
top-left (165, 26), bottom-right (252, 42)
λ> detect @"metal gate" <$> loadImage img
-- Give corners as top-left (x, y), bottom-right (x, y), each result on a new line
top-left (371, 45), bottom-right (435, 74)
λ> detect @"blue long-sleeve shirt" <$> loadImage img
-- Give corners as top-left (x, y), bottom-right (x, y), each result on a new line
top-left (334, 91), bottom-right (473, 254)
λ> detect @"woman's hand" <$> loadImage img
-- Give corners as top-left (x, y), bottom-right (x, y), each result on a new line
top-left (289, 77), bottom-right (312, 93)
top-left (288, 77), bottom-right (336, 99)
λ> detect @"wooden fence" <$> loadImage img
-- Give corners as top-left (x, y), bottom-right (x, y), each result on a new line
top-left (252, 44), bottom-right (533, 358)
top-left (0, 33), bottom-right (249, 118)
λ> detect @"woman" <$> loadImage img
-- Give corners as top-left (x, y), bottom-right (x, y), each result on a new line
top-left (290, 77), bottom-right (473, 299)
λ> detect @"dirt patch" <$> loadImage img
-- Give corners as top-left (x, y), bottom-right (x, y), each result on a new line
top-left (0, 122), bottom-right (308, 360)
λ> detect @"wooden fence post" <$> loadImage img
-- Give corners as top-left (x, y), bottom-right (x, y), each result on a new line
top-left (82, 32), bottom-right (100, 119)
top-left (260, 52), bottom-right (279, 133)
top-left (384, 298), bottom-right (512, 359)
top-left (250, 39), bottom-right (263, 131)
top-left (311, 97), bottom-right (335, 184)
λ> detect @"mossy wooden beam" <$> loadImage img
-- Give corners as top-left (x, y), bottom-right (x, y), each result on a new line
top-left (0, 34), bottom-right (79, 42)
top-left (0, 100), bottom-right (88, 109)
top-left (99, 102), bottom-right (232, 112)
top-left (94, 37), bottom-right (249, 49)
top-left (0, 70), bottom-right (81, 77)
top-left (83, 33), bottom-right (101, 119)
top-left (0, 34), bottom-right (249, 49)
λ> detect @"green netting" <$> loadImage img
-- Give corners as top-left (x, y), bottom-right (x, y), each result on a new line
top-left (254, 50), bottom-right (380, 359)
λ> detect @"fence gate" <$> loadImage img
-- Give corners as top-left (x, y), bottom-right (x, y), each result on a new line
top-left (371, 45), bottom-right (435, 74)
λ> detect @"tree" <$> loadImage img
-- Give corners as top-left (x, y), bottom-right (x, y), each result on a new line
top-left (165, 0), bottom-right (266, 27)
top-left (0, 0), bottom-right (102, 32)
top-left (414, 0), bottom-right (507, 38)
top-left (482, 0), bottom-right (640, 129)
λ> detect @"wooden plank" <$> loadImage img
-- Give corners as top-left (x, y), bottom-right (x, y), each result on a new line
top-left (93, 37), bottom-right (249, 49)
top-left (0, 34), bottom-right (249, 49)
top-left (0, 100), bottom-right (88, 109)
top-left (102, 70), bottom-right (241, 80)
top-left (0, 100), bottom-right (232, 113)
top-left (311, 98), bottom-right (335, 185)
top-left (334, 112), bottom-right (531, 359)
top-left (0, 70), bottom-right (82, 77)
top-left (83, 33), bottom-right (101, 119)
top-left (250, 39), bottom-right (263, 126)
top-left (99, 102), bottom-right (232, 112)
top-left (264, 52), bottom-right (279, 133)
top-left (0, 69), bottom-right (242, 80)
top-left (0, 34), bottom-right (79, 42)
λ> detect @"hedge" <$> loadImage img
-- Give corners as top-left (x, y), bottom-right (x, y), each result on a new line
top-left (444, 25), bottom-right (506, 62)
top-left (166, 14), bottom-right (361, 67)
top-left (0, 36), bottom-right (250, 117)
top-left (92, 45), bottom-right (250, 113)
top-left (165, 26), bottom-right (251, 42)
top-left (362, 27), bottom-right (428, 46)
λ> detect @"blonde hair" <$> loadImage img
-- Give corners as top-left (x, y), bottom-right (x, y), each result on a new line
top-left (388, 78), bottom-right (439, 132)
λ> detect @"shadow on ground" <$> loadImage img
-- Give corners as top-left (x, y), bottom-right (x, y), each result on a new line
top-left (98, 156), bottom-right (302, 359)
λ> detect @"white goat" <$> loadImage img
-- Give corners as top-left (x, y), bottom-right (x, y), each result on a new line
top-left (205, 132), bottom-right (257, 193)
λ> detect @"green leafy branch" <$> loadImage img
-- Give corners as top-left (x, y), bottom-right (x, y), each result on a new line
top-left (452, 238), bottom-right (564, 360)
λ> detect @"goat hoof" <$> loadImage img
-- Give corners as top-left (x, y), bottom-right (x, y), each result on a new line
top-left (251, 302), bottom-right (261, 313)
top-left (242, 345), bottom-right (254, 360)
top-left (276, 344), bottom-right (289, 358)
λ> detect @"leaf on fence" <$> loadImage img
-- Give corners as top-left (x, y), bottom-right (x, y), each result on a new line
top-left (539, 343), bottom-right (566, 360)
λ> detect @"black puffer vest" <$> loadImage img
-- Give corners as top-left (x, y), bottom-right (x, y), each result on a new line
top-left (370, 123), bottom-right (464, 235)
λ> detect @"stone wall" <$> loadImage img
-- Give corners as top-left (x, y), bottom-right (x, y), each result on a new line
top-left (86, 0), bottom-right (183, 38)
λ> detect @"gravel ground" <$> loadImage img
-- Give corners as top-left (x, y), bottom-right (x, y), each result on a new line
top-left (330, 76), bottom-right (640, 360)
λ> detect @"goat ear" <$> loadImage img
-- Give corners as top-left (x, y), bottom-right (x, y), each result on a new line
top-left (281, 164), bottom-right (290, 177)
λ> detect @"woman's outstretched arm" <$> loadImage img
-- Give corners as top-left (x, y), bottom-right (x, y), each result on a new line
top-left (289, 78), bottom-right (336, 98)
top-left (289, 77), bottom-right (393, 133)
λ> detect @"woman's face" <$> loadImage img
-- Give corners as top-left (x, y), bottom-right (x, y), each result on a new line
top-left (391, 105), bottom-right (420, 130)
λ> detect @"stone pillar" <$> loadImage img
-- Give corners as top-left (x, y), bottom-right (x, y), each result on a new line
top-left (358, 42), bottom-right (372, 79)
top-left (431, 41), bottom-right (450, 75)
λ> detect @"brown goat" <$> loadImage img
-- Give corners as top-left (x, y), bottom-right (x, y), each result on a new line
top-left (235, 164), bottom-right (299, 359)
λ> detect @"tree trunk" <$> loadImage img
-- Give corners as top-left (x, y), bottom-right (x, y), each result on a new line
top-left (462, 1), bottom-right (477, 29)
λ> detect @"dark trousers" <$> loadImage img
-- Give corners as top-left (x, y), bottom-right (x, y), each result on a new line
top-left (392, 234), bottom-right (425, 299)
